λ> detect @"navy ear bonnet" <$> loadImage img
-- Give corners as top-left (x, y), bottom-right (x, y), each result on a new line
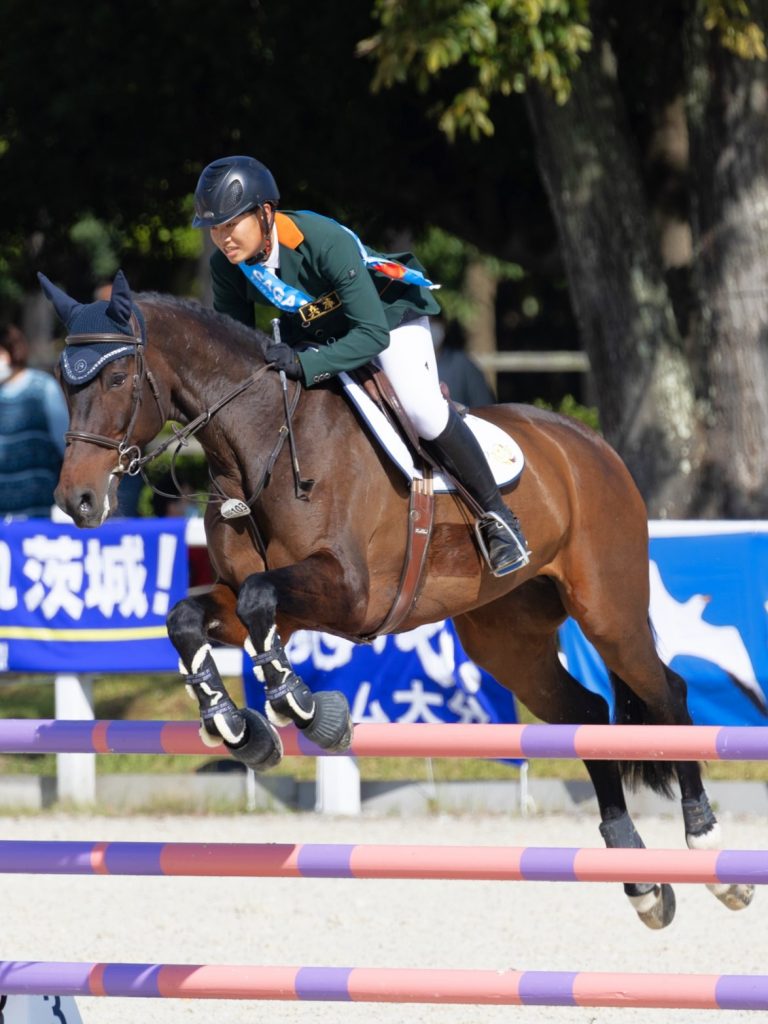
top-left (37, 269), bottom-right (145, 385)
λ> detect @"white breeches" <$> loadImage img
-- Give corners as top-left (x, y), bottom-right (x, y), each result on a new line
top-left (374, 316), bottom-right (449, 440)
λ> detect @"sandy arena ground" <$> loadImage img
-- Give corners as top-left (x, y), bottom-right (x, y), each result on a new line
top-left (1, 809), bottom-right (766, 1024)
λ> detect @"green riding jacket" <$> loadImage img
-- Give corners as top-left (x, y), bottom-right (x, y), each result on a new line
top-left (210, 209), bottom-right (441, 386)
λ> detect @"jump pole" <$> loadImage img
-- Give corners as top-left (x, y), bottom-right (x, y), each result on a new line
top-left (0, 720), bottom-right (766, 760)
top-left (0, 839), bottom-right (765, 885)
top-left (1, 962), bottom-right (768, 1009)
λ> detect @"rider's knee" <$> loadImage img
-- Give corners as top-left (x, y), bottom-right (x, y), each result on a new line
top-left (410, 398), bottom-right (450, 441)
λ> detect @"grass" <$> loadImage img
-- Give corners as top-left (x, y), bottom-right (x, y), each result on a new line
top-left (0, 673), bottom-right (765, 784)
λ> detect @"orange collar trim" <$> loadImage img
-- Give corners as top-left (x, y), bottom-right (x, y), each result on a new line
top-left (275, 212), bottom-right (305, 251)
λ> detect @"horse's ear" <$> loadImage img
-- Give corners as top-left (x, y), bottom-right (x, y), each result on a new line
top-left (105, 269), bottom-right (133, 327)
top-left (37, 272), bottom-right (84, 329)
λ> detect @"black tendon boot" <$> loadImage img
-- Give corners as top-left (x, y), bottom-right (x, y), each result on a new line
top-left (426, 407), bottom-right (530, 576)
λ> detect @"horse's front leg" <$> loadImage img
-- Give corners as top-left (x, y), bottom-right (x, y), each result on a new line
top-left (236, 552), bottom-right (358, 752)
top-left (166, 584), bottom-right (283, 772)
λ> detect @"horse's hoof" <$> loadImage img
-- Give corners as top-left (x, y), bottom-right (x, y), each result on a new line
top-left (301, 690), bottom-right (353, 752)
top-left (630, 883), bottom-right (676, 930)
top-left (226, 708), bottom-right (283, 772)
top-left (711, 882), bottom-right (755, 911)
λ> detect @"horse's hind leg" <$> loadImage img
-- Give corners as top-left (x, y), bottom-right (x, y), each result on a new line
top-left (166, 585), bottom-right (283, 772)
top-left (453, 580), bottom-right (675, 930)
top-left (564, 570), bottom-right (754, 916)
top-left (235, 552), bottom-right (355, 753)
top-left (662, 667), bottom-right (755, 912)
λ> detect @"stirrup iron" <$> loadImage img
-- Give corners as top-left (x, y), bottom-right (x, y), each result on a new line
top-left (474, 511), bottom-right (531, 577)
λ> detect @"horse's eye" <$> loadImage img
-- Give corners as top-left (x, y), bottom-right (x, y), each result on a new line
top-left (110, 373), bottom-right (128, 387)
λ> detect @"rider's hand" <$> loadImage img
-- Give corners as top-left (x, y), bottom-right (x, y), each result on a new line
top-left (265, 342), bottom-right (304, 381)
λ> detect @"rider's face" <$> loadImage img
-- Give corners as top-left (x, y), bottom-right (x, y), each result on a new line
top-left (210, 210), bottom-right (264, 263)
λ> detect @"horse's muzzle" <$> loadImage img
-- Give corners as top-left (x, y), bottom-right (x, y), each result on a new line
top-left (54, 476), bottom-right (119, 528)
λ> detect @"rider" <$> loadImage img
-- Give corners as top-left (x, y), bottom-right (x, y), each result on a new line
top-left (191, 155), bottom-right (529, 576)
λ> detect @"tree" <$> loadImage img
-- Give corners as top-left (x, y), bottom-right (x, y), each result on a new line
top-left (0, 1), bottom-right (546, 287)
top-left (364, 0), bottom-right (768, 517)
top-left (1, 1), bottom-right (574, 396)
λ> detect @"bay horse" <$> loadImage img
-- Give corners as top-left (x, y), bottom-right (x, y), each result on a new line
top-left (41, 270), bottom-right (753, 930)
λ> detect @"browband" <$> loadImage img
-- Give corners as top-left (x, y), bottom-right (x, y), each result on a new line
top-left (65, 333), bottom-right (141, 345)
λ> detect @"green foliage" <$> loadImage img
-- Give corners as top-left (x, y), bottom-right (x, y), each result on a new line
top-left (364, 0), bottom-right (765, 144)
top-left (413, 224), bottom-right (524, 324)
top-left (703, 0), bottom-right (767, 59)
top-left (0, 2), bottom-right (543, 304)
top-left (0, 252), bottom-right (24, 308)
top-left (362, 0), bottom-right (592, 138)
top-left (533, 393), bottom-right (600, 430)
top-left (69, 216), bottom-right (123, 280)
top-left (127, 197), bottom-right (202, 263)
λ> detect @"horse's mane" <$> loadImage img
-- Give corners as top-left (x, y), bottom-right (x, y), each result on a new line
top-left (137, 291), bottom-right (270, 358)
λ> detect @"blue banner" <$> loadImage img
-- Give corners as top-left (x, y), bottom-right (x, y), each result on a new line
top-left (243, 619), bottom-right (518, 729)
top-left (559, 528), bottom-right (768, 725)
top-left (0, 518), bottom-right (187, 672)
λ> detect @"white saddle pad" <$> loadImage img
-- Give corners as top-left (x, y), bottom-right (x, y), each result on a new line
top-left (339, 372), bottom-right (524, 492)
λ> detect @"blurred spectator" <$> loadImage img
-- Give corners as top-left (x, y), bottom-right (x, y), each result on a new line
top-left (150, 472), bottom-right (198, 518)
top-left (0, 322), bottom-right (69, 517)
top-left (432, 317), bottom-right (496, 408)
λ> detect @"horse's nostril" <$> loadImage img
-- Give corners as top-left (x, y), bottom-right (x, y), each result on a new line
top-left (77, 491), bottom-right (94, 515)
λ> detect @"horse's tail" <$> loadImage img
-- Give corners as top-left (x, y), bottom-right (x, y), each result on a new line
top-left (609, 670), bottom-right (676, 799)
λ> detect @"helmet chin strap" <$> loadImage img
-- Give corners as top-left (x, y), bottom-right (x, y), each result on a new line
top-left (254, 205), bottom-right (276, 263)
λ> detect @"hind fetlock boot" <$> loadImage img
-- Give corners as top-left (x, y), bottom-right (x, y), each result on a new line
top-left (426, 407), bottom-right (530, 577)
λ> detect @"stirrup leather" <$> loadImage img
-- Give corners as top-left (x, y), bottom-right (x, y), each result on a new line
top-left (474, 511), bottom-right (531, 577)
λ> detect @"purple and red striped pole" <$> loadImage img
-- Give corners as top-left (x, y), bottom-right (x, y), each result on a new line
top-left (0, 720), bottom-right (766, 760)
top-left (0, 961), bottom-right (766, 1009)
top-left (0, 839), bottom-right (764, 885)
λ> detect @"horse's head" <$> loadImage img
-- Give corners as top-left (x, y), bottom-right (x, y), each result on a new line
top-left (39, 269), bottom-right (161, 527)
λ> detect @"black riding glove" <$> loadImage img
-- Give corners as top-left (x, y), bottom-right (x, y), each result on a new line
top-left (265, 342), bottom-right (304, 382)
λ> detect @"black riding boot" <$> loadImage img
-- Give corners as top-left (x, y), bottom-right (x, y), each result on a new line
top-left (425, 407), bottom-right (530, 576)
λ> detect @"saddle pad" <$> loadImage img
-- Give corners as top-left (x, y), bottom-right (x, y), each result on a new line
top-left (339, 371), bottom-right (524, 492)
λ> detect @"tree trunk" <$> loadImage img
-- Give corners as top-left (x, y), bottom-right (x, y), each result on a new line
top-left (686, 5), bottom-right (768, 516)
top-left (463, 257), bottom-right (498, 393)
top-left (525, 30), bottom-right (702, 517)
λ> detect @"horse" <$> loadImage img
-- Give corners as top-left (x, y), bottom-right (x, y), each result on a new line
top-left (40, 269), bottom-right (753, 931)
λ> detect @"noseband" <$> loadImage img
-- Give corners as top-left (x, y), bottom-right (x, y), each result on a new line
top-left (63, 313), bottom-right (165, 476)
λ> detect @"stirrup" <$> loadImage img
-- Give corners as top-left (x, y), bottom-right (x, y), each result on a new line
top-left (474, 511), bottom-right (531, 578)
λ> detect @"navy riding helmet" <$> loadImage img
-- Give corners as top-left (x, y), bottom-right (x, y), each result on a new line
top-left (192, 156), bottom-right (280, 228)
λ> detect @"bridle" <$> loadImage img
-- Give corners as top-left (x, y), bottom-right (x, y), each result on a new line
top-left (62, 310), bottom-right (310, 533)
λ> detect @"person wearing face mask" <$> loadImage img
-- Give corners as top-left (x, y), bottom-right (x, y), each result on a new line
top-left (0, 321), bottom-right (68, 518)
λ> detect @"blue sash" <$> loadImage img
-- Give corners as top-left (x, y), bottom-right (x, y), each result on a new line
top-left (238, 262), bottom-right (311, 312)
top-left (238, 218), bottom-right (439, 313)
